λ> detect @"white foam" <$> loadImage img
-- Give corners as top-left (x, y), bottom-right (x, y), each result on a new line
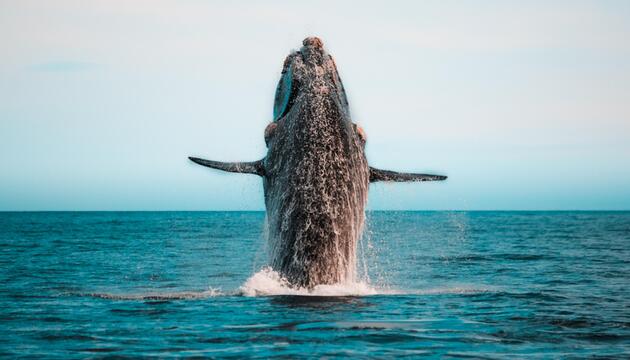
top-left (84, 273), bottom-right (493, 300)
top-left (238, 267), bottom-right (391, 297)
top-left (412, 285), bottom-right (494, 295)
top-left (87, 288), bottom-right (223, 300)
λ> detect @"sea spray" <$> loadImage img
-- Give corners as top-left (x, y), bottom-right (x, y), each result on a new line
top-left (239, 267), bottom-right (381, 297)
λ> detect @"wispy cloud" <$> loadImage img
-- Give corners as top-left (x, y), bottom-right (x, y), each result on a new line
top-left (28, 61), bottom-right (101, 72)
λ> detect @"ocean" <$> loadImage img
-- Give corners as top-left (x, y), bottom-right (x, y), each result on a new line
top-left (1, 211), bottom-right (628, 358)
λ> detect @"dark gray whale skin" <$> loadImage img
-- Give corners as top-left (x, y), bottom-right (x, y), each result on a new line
top-left (190, 37), bottom-right (446, 288)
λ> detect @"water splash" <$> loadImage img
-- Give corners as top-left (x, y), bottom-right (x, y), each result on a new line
top-left (238, 267), bottom-right (385, 297)
top-left (237, 268), bottom-right (494, 297)
top-left (80, 282), bottom-right (493, 300)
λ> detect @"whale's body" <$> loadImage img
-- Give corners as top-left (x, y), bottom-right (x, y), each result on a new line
top-left (190, 37), bottom-right (446, 288)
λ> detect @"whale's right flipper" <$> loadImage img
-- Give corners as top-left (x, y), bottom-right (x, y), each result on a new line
top-left (369, 167), bottom-right (447, 182)
top-left (189, 157), bottom-right (265, 176)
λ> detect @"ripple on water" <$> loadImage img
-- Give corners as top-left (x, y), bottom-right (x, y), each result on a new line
top-left (1, 211), bottom-right (629, 358)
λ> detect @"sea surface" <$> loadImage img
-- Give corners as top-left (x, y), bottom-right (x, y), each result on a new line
top-left (1, 211), bottom-right (628, 358)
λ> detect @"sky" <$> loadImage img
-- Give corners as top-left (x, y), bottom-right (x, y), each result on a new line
top-left (1, 0), bottom-right (629, 210)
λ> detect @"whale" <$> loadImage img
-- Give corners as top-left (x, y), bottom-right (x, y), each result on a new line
top-left (190, 37), bottom-right (446, 288)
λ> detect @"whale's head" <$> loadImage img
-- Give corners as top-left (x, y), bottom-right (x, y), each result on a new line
top-left (266, 37), bottom-right (365, 152)
top-left (272, 37), bottom-right (350, 123)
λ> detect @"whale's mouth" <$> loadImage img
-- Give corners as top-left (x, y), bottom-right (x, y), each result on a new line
top-left (272, 53), bottom-right (298, 121)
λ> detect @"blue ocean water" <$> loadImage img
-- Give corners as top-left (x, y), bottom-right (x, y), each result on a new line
top-left (1, 211), bottom-right (628, 358)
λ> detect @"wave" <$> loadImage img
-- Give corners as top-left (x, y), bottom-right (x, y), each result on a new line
top-left (80, 268), bottom-right (494, 300)
top-left (237, 268), bottom-right (494, 297)
top-left (85, 288), bottom-right (223, 300)
top-left (411, 285), bottom-right (495, 295)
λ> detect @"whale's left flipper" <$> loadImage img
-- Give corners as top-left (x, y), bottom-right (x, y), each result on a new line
top-left (369, 167), bottom-right (447, 183)
top-left (189, 157), bottom-right (265, 176)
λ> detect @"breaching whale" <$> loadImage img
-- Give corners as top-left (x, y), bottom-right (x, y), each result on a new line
top-left (190, 37), bottom-right (446, 288)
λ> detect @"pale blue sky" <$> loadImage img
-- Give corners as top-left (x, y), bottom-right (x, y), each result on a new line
top-left (1, 0), bottom-right (629, 210)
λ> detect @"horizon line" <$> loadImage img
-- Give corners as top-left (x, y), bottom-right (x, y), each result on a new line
top-left (1, 209), bottom-right (629, 213)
